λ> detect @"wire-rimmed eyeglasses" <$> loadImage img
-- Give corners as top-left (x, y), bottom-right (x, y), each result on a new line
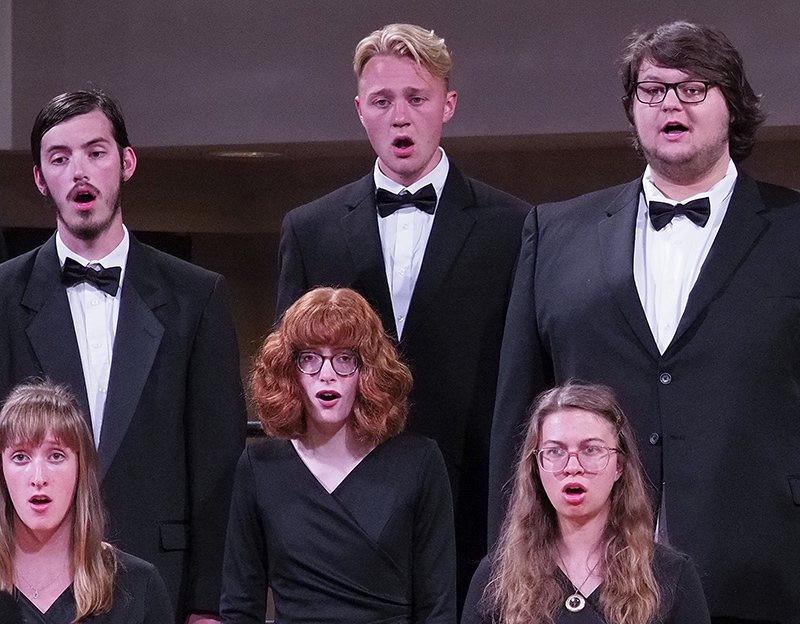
top-left (296, 351), bottom-right (360, 376)
top-left (534, 445), bottom-right (621, 473)
top-left (634, 80), bottom-right (715, 104)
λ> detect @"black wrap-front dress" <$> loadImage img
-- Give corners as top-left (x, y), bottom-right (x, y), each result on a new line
top-left (220, 431), bottom-right (457, 624)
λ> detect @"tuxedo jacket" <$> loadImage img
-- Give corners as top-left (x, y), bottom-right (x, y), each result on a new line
top-left (489, 174), bottom-right (800, 623)
top-left (0, 234), bottom-right (247, 619)
top-left (276, 164), bottom-right (530, 559)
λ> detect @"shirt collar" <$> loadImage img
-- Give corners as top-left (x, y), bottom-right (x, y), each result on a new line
top-left (642, 159), bottom-right (738, 208)
top-left (56, 226), bottom-right (130, 286)
top-left (373, 147), bottom-right (450, 203)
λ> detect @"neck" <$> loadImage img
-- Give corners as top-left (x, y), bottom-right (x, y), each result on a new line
top-left (14, 513), bottom-right (72, 568)
top-left (57, 220), bottom-right (125, 261)
top-left (558, 509), bottom-right (608, 560)
top-left (297, 418), bottom-right (373, 463)
top-left (378, 148), bottom-right (442, 188)
top-left (649, 153), bottom-right (730, 201)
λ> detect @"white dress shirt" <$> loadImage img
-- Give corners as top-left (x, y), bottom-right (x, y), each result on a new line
top-left (56, 227), bottom-right (129, 447)
top-left (634, 160), bottom-right (738, 354)
top-left (374, 148), bottom-right (449, 339)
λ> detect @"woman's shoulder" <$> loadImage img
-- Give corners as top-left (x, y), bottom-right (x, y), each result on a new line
top-left (112, 549), bottom-right (174, 622)
top-left (653, 542), bottom-right (694, 580)
top-left (368, 432), bottom-right (448, 489)
top-left (381, 431), bottom-right (441, 458)
top-left (462, 556), bottom-right (494, 624)
top-left (114, 550), bottom-right (163, 585)
top-left (240, 436), bottom-right (294, 464)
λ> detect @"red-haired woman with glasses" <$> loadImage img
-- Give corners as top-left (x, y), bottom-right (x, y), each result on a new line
top-left (220, 287), bottom-right (455, 623)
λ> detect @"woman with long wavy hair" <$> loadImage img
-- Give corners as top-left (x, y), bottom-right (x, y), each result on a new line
top-left (0, 380), bottom-right (172, 623)
top-left (463, 382), bottom-right (709, 624)
top-left (220, 287), bottom-right (455, 623)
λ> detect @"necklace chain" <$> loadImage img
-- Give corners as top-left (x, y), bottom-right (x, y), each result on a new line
top-left (559, 548), bottom-right (602, 613)
top-left (16, 562), bottom-right (68, 600)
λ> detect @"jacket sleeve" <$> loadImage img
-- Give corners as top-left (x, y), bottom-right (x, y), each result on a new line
top-left (488, 207), bottom-right (552, 546)
top-left (220, 450), bottom-right (269, 624)
top-left (275, 211), bottom-right (309, 322)
top-left (185, 275), bottom-right (247, 614)
top-left (412, 442), bottom-right (457, 624)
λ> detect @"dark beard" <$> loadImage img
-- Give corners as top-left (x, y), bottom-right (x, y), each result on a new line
top-left (48, 177), bottom-right (124, 242)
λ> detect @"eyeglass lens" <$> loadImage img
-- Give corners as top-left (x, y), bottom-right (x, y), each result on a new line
top-left (537, 446), bottom-right (613, 472)
top-left (297, 351), bottom-right (358, 375)
top-left (636, 81), bottom-right (708, 104)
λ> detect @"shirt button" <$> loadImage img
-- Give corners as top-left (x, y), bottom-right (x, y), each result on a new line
top-left (397, 268), bottom-right (406, 276)
top-left (649, 433), bottom-right (660, 445)
top-left (397, 315), bottom-right (404, 323)
top-left (92, 342), bottom-right (102, 349)
top-left (659, 372), bottom-right (672, 384)
top-left (402, 223), bottom-right (409, 230)
top-left (91, 299), bottom-right (100, 306)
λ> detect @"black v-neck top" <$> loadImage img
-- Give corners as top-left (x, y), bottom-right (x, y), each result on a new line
top-left (220, 432), bottom-right (457, 623)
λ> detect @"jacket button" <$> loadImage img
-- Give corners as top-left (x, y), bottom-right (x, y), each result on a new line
top-left (659, 372), bottom-right (672, 384)
top-left (649, 433), bottom-right (660, 445)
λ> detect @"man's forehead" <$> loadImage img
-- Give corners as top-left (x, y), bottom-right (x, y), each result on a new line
top-left (637, 60), bottom-right (695, 79)
top-left (41, 110), bottom-right (114, 146)
top-left (358, 55), bottom-right (445, 91)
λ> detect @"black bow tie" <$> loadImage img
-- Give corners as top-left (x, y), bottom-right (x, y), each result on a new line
top-left (376, 184), bottom-right (437, 217)
top-left (61, 257), bottom-right (122, 296)
top-left (648, 197), bottom-right (711, 231)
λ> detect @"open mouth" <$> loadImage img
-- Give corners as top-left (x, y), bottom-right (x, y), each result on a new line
top-left (564, 485), bottom-right (585, 495)
top-left (316, 391), bottom-right (341, 401)
top-left (29, 495), bottom-right (52, 505)
top-left (663, 123), bottom-right (688, 135)
top-left (394, 137), bottom-right (414, 150)
top-left (74, 191), bottom-right (96, 203)
top-left (70, 185), bottom-right (99, 205)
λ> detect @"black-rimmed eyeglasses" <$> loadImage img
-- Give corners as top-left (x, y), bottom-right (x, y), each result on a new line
top-left (534, 445), bottom-right (621, 473)
top-left (634, 81), bottom-right (715, 104)
top-left (296, 351), bottom-right (360, 376)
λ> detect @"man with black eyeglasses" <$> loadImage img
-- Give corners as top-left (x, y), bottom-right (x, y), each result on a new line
top-left (490, 21), bottom-right (799, 624)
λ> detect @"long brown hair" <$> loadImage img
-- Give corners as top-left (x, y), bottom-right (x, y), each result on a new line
top-left (0, 380), bottom-right (116, 621)
top-left (251, 287), bottom-right (413, 444)
top-left (488, 382), bottom-right (659, 624)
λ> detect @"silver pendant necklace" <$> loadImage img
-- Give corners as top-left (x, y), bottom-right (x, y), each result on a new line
top-left (16, 562), bottom-right (67, 600)
top-left (560, 553), bottom-right (601, 613)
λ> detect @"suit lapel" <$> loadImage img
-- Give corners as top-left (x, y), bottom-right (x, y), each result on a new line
top-left (401, 166), bottom-right (476, 342)
top-left (597, 180), bottom-right (661, 360)
top-left (342, 175), bottom-right (397, 338)
top-left (22, 237), bottom-right (91, 421)
top-left (668, 174), bottom-right (769, 353)
top-left (98, 237), bottom-right (166, 481)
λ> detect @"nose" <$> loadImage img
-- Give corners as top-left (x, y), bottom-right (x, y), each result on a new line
top-left (563, 452), bottom-right (585, 475)
top-left (392, 100), bottom-right (409, 126)
top-left (318, 357), bottom-right (337, 382)
top-left (71, 153), bottom-right (89, 181)
top-left (30, 458), bottom-right (48, 487)
top-left (661, 85), bottom-right (684, 109)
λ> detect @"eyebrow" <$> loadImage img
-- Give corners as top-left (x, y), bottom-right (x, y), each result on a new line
top-left (541, 436), bottom-right (608, 446)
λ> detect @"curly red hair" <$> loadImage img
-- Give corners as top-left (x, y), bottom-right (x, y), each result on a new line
top-left (251, 288), bottom-right (412, 444)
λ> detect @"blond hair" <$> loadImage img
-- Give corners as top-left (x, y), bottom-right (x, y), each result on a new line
top-left (488, 382), bottom-right (660, 624)
top-left (0, 381), bottom-right (116, 621)
top-left (354, 23), bottom-right (452, 88)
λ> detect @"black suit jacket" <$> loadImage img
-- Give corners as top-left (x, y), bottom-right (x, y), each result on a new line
top-left (490, 174), bottom-right (800, 622)
top-left (0, 234), bottom-right (246, 619)
top-left (277, 164), bottom-right (529, 561)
